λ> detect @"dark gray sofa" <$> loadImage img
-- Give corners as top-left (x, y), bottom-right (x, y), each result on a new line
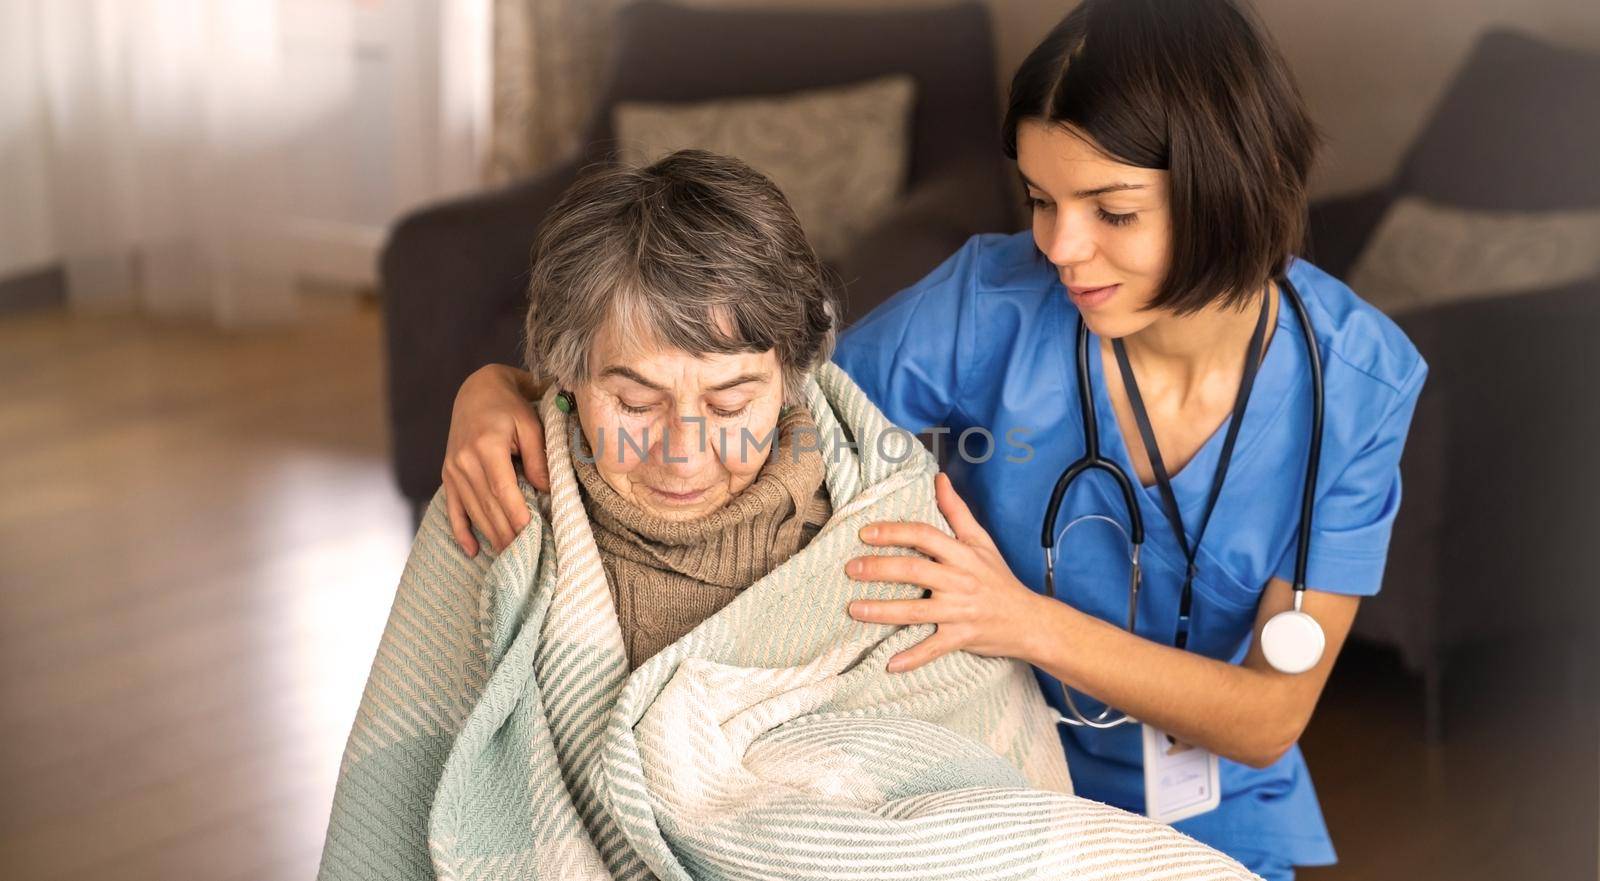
top-left (1307, 29), bottom-right (1600, 739)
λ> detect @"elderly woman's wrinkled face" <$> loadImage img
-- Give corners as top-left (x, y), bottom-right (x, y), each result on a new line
top-left (573, 319), bottom-right (787, 521)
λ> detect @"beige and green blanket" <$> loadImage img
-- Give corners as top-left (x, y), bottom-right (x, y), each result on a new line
top-left (318, 362), bottom-right (1257, 880)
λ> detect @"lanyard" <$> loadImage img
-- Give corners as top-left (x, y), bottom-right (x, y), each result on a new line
top-left (1111, 288), bottom-right (1272, 650)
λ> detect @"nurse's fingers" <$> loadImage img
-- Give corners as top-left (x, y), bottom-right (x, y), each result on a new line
top-left (858, 521), bottom-right (972, 565)
top-left (848, 596), bottom-right (947, 626)
top-left (846, 554), bottom-right (970, 594)
top-left (455, 455), bottom-right (515, 552)
top-left (479, 442), bottom-right (531, 537)
top-left (443, 475), bottom-right (480, 558)
top-left (934, 473), bottom-right (997, 550)
top-left (886, 628), bottom-right (963, 673)
top-left (455, 468), bottom-right (507, 554)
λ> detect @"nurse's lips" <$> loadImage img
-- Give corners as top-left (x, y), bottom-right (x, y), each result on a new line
top-left (1067, 282), bottom-right (1120, 308)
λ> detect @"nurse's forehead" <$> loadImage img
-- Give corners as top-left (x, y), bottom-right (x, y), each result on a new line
top-left (1015, 124), bottom-right (1163, 195)
top-left (1018, 169), bottom-right (1150, 199)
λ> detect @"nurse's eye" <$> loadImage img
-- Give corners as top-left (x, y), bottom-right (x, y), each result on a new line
top-left (1025, 196), bottom-right (1054, 212)
top-left (1098, 208), bottom-right (1137, 227)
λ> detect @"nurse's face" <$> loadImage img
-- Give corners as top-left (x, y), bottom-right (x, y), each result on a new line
top-left (1016, 120), bottom-right (1171, 340)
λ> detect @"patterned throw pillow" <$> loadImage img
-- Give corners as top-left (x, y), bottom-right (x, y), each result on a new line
top-left (612, 75), bottom-right (915, 261)
top-left (1348, 195), bottom-right (1600, 315)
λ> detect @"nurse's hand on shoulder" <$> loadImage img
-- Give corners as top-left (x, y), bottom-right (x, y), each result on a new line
top-left (846, 473), bottom-right (1047, 672)
top-left (441, 364), bottom-right (550, 558)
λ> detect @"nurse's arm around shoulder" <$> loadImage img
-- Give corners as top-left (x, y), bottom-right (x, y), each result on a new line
top-left (847, 473), bottom-right (1360, 771)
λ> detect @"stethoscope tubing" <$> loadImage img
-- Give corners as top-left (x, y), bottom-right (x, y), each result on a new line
top-left (1043, 274), bottom-right (1324, 727)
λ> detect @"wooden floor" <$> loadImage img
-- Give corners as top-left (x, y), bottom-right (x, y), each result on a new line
top-left (0, 299), bottom-right (1593, 880)
top-left (0, 298), bottom-right (413, 881)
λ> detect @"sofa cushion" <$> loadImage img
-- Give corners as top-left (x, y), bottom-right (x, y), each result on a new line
top-left (1348, 195), bottom-right (1600, 315)
top-left (613, 75), bottom-right (915, 261)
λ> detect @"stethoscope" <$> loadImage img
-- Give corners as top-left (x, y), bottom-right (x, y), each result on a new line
top-left (1041, 275), bottom-right (1327, 729)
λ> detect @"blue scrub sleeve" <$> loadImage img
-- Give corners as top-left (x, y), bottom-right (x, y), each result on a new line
top-left (1273, 358), bottom-right (1429, 596)
top-left (831, 236), bottom-right (981, 432)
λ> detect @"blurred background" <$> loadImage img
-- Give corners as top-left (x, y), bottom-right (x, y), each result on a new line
top-left (2, 1), bottom-right (1597, 879)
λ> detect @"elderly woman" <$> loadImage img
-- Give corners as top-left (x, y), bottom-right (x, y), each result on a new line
top-left (318, 151), bottom-right (1258, 881)
top-left (523, 150), bottom-right (835, 670)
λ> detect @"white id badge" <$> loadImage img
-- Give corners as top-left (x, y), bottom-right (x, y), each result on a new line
top-left (1141, 722), bottom-right (1221, 824)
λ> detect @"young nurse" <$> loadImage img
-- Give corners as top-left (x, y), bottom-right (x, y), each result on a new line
top-left (434, 1), bottom-right (1427, 876)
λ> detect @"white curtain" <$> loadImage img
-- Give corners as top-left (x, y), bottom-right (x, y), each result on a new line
top-left (8, 0), bottom-right (492, 326)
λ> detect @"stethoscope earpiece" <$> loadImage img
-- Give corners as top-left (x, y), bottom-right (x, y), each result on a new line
top-left (1260, 609), bottom-right (1325, 675)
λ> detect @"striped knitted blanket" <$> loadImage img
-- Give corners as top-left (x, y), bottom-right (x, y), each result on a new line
top-left (318, 362), bottom-right (1258, 881)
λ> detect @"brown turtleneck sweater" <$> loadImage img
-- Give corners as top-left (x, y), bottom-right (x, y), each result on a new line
top-left (571, 407), bottom-right (833, 669)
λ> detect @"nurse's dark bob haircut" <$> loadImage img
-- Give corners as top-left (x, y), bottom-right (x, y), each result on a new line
top-left (1002, 0), bottom-right (1320, 315)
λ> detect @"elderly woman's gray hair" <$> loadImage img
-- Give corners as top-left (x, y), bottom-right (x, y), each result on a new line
top-left (522, 150), bottom-right (839, 403)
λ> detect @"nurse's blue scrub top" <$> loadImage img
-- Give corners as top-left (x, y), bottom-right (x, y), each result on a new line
top-left (831, 231), bottom-right (1428, 869)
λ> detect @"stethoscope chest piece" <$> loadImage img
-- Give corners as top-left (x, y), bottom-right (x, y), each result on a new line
top-left (1260, 609), bottom-right (1325, 675)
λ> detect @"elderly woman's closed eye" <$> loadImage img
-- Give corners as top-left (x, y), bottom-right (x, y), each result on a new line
top-left (523, 150), bottom-right (838, 669)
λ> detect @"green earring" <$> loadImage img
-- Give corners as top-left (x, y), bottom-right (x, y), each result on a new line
top-left (555, 390), bottom-right (575, 413)
top-left (779, 404), bottom-right (793, 418)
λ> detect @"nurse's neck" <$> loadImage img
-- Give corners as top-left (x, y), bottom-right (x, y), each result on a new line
top-left (1113, 283), bottom-right (1278, 396)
